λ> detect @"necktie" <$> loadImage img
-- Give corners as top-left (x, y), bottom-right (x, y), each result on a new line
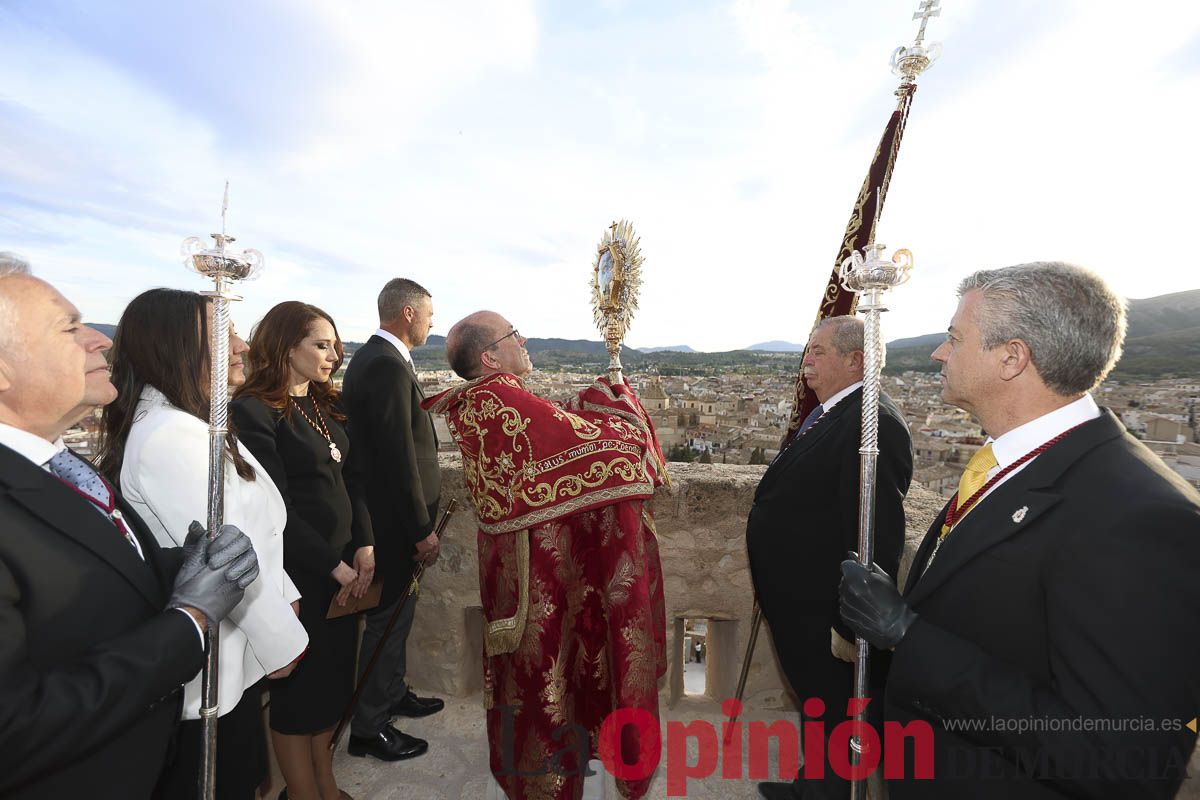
top-left (769, 404), bottom-right (825, 466)
top-left (941, 442), bottom-right (998, 535)
top-left (797, 403), bottom-right (825, 435)
top-left (47, 449), bottom-right (139, 551)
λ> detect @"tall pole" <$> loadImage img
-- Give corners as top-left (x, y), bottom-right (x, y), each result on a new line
top-left (839, 243), bottom-right (913, 800)
top-left (729, 2), bottom-right (942, 745)
top-left (181, 185), bottom-right (264, 800)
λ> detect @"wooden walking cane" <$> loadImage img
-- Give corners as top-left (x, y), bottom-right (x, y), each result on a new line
top-left (330, 498), bottom-right (458, 751)
top-left (724, 600), bottom-right (764, 744)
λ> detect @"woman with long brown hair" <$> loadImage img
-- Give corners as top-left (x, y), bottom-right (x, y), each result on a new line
top-left (97, 288), bottom-right (309, 799)
top-left (232, 301), bottom-right (374, 800)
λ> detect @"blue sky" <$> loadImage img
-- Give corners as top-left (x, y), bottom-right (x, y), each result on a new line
top-left (2, 0), bottom-right (1198, 351)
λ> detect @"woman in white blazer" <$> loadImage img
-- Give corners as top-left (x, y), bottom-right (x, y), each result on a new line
top-left (97, 288), bottom-right (309, 800)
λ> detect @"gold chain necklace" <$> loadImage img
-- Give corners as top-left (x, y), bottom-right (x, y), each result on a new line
top-left (290, 395), bottom-right (343, 463)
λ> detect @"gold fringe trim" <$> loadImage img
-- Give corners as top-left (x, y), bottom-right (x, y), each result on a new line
top-left (484, 529), bottom-right (530, 657)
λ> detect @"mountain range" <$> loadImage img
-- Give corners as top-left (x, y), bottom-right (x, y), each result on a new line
top-left (87, 288), bottom-right (1200, 378)
top-left (885, 289), bottom-right (1200, 377)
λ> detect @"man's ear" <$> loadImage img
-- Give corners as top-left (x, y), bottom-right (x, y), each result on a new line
top-left (998, 338), bottom-right (1032, 381)
top-left (0, 354), bottom-right (13, 393)
top-left (403, 305), bottom-right (416, 323)
top-left (480, 349), bottom-right (498, 371)
top-left (849, 350), bottom-right (865, 371)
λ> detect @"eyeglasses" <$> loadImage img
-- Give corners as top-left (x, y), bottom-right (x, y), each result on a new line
top-left (485, 327), bottom-right (520, 350)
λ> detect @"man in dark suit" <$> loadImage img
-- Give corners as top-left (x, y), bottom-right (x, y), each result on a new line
top-left (0, 257), bottom-right (259, 798)
top-left (747, 315), bottom-right (914, 800)
top-left (341, 277), bottom-right (444, 761)
top-left (840, 262), bottom-right (1200, 798)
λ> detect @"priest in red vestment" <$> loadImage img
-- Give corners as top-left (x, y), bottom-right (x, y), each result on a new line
top-left (424, 311), bottom-right (668, 800)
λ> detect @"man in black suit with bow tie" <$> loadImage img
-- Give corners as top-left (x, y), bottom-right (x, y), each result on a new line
top-left (747, 315), bottom-right (914, 800)
top-left (840, 262), bottom-right (1200, 798)
top-left (341, 277), bottom-right (444, 762)
top-left (0, 256), bottom-right (259, 799)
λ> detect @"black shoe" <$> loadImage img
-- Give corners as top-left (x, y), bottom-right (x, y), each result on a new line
top-left (758, 782), bottom-right (804, 800)
top-left (347, 724), bottom-right (429, 761)
top-left (389, 689), bottom-right (445, 718)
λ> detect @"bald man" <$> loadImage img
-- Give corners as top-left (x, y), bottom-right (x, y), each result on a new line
top-left (425, 311), bottom-right (668, 800)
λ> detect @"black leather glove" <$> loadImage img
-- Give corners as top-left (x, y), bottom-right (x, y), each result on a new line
top-left (167, 522), bottom-right (260, 622)
top-left (839, 557), bottom-right (917, 650)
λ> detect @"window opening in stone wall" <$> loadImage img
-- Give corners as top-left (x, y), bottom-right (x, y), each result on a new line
top-left (682, 618), bottom-right (708, 696)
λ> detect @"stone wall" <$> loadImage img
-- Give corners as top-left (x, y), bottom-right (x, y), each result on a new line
top-left (405, 455), bottom-right (1200, 795)
top-left (406, 455), bottom-right (944, 709)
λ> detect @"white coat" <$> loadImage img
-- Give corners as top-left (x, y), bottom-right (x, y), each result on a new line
top-left (120, 387), bottom-right (309, 718)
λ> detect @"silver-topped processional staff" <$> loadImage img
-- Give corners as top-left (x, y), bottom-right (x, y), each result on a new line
top-left (727, 1), bottom-right (941, 750)
top-left (181, 183), bottom-right (263, 800)
top-left (840, 232), bottom-right (913, 798)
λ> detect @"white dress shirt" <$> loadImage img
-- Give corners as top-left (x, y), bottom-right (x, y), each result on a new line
top-left (374, 327), bottom-right (413, 366)
top-left (821, 380), bottom-right (864, 414)
top-left (974, 393), bottom-right (1102, 509)
top-left (0, 422), bottom-right (62, 467)
top-left (0, 423), bottom-right (146, 560)
top-left (0, 421), bottom-right (221, 639)
top-left (119, 387), bottom-right (309, 718)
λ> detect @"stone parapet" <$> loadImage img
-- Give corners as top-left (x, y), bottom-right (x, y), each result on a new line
top-left (406, 455), bottom-right (943, 710)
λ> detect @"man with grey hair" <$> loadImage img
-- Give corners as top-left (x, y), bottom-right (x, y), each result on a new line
top-left (748, 315), bottom-right (913, 800)
top-left (341, 277), bottom-right (444, 761)
top-left (0, 253), bottom-right (32, 349)
top-left (0, 262), bottom-right (259, 797)
top-left (840, 262), bottom-right (1200, 797)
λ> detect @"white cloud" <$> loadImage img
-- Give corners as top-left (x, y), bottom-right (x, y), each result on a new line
top-left (2, 0), bottom-right (1199, 353)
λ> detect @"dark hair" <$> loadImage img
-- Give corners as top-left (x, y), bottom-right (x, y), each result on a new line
top-left (447, 317), bottom-right (497, 379)
top-left (97, 288), bottom-right (255, 482)
top-left (378, 278), bottom-right (431, 323)
top-left (234, 301), bottom-right (345, 420)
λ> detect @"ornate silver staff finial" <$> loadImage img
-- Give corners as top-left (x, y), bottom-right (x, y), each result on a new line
top-left (840, 237), bottom-right (913, 800)
top-left (180, 184), bottom-right (264, 800)
top-left (891, 0), bottom-right (942, 84)
top-left (181, 183), bottom-right (264, 284)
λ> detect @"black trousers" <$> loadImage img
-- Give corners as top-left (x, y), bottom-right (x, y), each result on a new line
top-left (156, 683), bottom-right (267, 800)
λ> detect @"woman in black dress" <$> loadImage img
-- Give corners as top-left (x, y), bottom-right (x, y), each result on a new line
top-left (232, 301), bottom-right (374, 800)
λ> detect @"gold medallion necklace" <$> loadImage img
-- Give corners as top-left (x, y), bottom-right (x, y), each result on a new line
top-left (290, 395), bottom-right (342, 463)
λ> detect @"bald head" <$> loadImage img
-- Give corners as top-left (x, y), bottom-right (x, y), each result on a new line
top-left (445, 310), bottom-right (531, 379)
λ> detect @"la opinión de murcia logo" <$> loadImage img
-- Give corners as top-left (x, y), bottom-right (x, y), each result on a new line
top-left (495, 697), bottom-right (935, 796)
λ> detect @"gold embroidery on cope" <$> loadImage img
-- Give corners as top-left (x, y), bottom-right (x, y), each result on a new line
top-left (485, 529), bottom-right (531, 657)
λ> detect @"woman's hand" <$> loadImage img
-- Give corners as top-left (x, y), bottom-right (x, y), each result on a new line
top-left (350, 546), bottom-right (375, 599)
top-left (331, 561), bottom-right (358, 607)
top-left (267, 651), bottom-right (303, 680)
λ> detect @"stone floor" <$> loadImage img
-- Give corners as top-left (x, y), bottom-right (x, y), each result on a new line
top-left (683, 661), bottom-right (706, 696)
top-left (324, 693), bottom-right (795, 800)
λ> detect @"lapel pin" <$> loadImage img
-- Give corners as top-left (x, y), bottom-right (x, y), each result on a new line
top-left (1012, 506), bottom-right (1028, 523)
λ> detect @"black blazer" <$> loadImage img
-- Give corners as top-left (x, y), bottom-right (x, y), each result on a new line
top-left (0, 443), bottom-right (203, 799)
top-left (342, 335), bottom-right (441, 600)
top-left (885, 410), bottom-right (1200, 799)
top-left (747, 387), bottom-right (913, 694)
top-left (231, 395), bottom-right (373, 583)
